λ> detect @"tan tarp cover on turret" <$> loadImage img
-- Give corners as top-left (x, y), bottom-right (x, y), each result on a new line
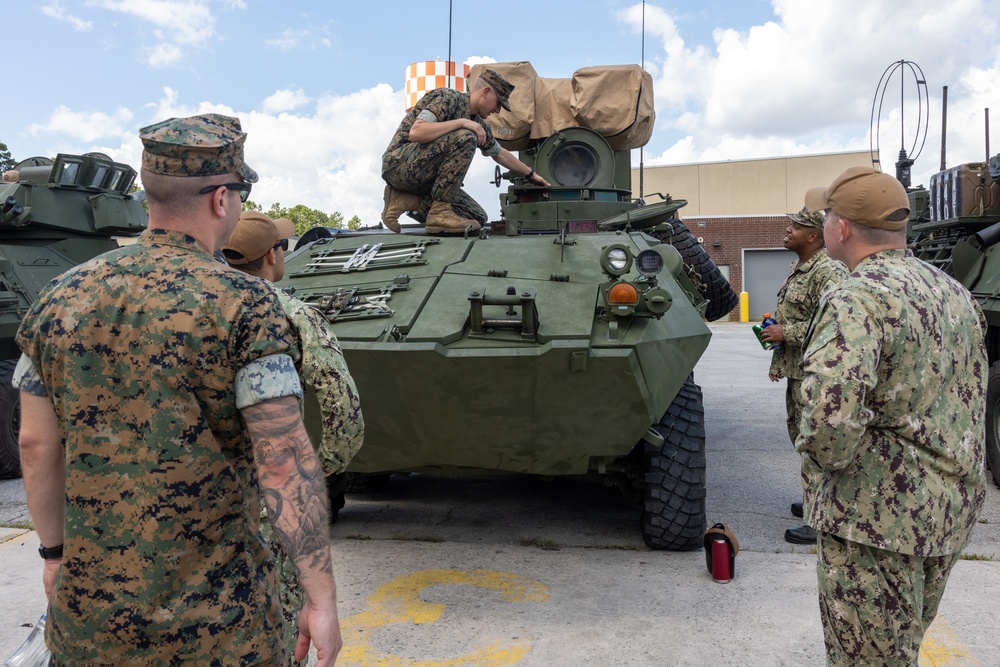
top-left (468, 62), bottom-right (655, 151)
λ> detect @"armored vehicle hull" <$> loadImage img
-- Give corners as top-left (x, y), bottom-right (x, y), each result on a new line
top-left (0, 153), bottom-right (147, 477)
top-left (280, 110), bottom-right (740, 549)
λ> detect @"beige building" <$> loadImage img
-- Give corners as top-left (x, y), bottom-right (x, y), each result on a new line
top-left (630, 150), bottom-right (876, 320)
top-left (631, 150), bottom-right (874, 216)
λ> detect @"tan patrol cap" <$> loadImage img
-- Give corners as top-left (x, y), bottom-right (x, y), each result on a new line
top-left (223, 211), bottom-right (295, 265)
top-left (139, 113), bottom-right (258, 183)
top-left (804, 166), bottom-right (909, 230)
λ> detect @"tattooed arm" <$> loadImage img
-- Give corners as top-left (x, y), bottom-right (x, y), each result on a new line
top-left (243, 395), bottom-right (343, 666)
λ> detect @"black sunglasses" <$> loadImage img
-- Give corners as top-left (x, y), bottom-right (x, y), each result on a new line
top-left (199, 182), bottom-right (252, 203)
top-left (273, 238), bottom-right (289, 251)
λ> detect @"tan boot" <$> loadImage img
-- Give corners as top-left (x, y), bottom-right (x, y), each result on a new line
top-left (425, 201), bottom-right (481, 234)
top-left (381, 185), bottom-right (421, 233)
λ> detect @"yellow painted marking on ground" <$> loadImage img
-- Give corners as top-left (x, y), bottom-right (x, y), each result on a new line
top-left (338, 568), bottom-right (550, 667)
top-left (919, 614), bottom-right (983, 667)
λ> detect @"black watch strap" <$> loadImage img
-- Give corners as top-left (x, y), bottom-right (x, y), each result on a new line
top-left (38, 543), bottom-right (64, 560)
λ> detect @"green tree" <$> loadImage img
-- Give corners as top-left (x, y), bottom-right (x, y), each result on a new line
top-left (0, 141), bottom-right (16, 173)
top-left (242, 200), bottom-right (360, 236)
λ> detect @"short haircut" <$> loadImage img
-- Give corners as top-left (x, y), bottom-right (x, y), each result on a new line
top-left (844, 217), bottom-right (906, 245)
top-left (142, 169), bottom-right (230, 216)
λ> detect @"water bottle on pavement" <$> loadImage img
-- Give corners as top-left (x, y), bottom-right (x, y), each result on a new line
top-left (3, 614), bottom-right (51, 667)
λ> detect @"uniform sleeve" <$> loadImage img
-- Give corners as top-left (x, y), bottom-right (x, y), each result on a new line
top-left (796, 290), bottom-right (881, 471)
top-left (782, 260), bottom-right (846, 347)
top-left (292, 304), bottom-right (365, 474)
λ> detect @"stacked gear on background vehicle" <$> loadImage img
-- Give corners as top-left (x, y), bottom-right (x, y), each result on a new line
top-left (906, 152), bottom-right (1000, 487)
top-left (278, 62), bottom-right (739, 550)
top-left (0, 154), bottom-right (147, 478)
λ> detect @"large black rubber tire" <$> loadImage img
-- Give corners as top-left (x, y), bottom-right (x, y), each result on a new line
top-left (654, 220), bottom-right (739, 321)
top-left (641, 376), bottom-right (707, 550)
top-left (985, 361), bottom-right (1000, 487)
top-left (0, 359), bottom-right (21, 479)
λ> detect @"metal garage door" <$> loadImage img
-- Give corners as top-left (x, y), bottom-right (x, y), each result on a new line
top-left (743, 248), bottom-right (796, 322)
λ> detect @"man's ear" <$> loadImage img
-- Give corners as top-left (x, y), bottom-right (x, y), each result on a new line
top-left (265, 247), bottom-right (278, 265)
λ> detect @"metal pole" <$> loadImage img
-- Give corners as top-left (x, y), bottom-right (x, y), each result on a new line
top-left (639, 1), bottom-right (645, 200)
top-left (940, 86), bottom-right (948, 171)
top-left (447, 0), bottom-right (453, 89)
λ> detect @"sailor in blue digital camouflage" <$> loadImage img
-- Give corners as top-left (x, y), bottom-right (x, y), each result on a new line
top-left (381, 68), bottom-right (550, 234)
top-left (796, 166), bottom-right (987, 667)
top-left (759, 206), bottom-right (847, 546)
top-left (225, 210), bottom-right (364, 666)
top-left (15, 114), bottom-right (343, 666)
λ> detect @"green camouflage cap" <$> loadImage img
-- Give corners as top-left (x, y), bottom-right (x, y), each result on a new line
top-left (139, 113), bottom-right (258, 182)
top-left (788, 206), bottom-right (825, 230)
top-left (480, 69), bottom-right (513, 112)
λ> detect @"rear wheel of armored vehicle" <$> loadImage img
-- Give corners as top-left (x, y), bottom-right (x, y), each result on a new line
top-left (654, 220), bottom-right (739, 321)
top-left (641, 376), bottom-right (707, 550)
top-left (985, 362), bottom-right (1000, 487)
top-left (0, 359), bottom-right (21, 479)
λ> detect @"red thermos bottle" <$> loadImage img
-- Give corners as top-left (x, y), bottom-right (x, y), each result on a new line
top-left (711, 537), bottom-right (731, 583)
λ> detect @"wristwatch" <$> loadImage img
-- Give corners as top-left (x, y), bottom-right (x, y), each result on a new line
top-left (38, 543), bottom-right (63, 560)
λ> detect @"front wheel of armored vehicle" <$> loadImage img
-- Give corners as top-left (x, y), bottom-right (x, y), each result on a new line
top-left (0, 359), bottom-right (21, 479)
top-left (654, 220), bottom-right (739, 321)
top-left (641, 376), bottom-right (707, 550)
top-left (985, 361), bottom-right (1000, 487)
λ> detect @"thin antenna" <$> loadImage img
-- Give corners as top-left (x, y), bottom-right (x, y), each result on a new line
top-left (448, 0), bottom-right (453, 89)
top-left (639, 1), bottom-right (645, 200)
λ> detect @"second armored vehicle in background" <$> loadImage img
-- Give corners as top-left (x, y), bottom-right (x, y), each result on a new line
top-left (0, 153), bottom-right (147, 477)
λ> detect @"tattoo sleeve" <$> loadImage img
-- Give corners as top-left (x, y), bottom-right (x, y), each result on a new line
top-left (244, 395), bottom-right (334, 582)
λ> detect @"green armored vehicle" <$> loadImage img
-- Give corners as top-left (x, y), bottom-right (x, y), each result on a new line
top-left (279, 63), bottom-right (737, 550)
top-left (0, 153), bottom-right (147, 477)
top-left (907, 154), bottom-right (1000, 486)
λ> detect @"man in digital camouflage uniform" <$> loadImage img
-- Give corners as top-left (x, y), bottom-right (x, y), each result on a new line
top-left (381, 68), bottom-right (550, 234)
top-left (15, 114), bottom-right (343, 667)
top-left (760, 206), bottom-right (846, 546)
top-left (224, 210), bottom-right (364, 666)
top-left (797, 166), bottom-right (987, 666)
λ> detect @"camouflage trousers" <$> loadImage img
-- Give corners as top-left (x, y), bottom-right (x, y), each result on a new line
top-left (816, 532), bottom-right (962, 667)
top-left (261, 514), bottom-right (305, 667)
top-left (382, 130), bottom-right (488, 225)
top-left (784, 378), bottom-right (803, 445)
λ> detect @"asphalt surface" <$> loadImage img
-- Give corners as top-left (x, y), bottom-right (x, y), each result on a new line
top-left (1, 321), bottom-right (998, 666)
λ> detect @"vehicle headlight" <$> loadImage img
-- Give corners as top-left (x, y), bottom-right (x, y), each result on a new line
top-left (600, 244), bottom-right (633, 277)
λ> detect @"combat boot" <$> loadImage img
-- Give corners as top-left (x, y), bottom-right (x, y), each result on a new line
top-left (425, 201), bottom-right (481, 234)
top-left (381, 185), bottom-right (421, 233)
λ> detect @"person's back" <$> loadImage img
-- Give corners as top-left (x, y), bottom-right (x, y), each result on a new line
top-left (801, 249), bottom-right (986, 554)
top-left (18, 236), bottom-right (290, 663)
top-left (16, 114), bottom-right (343, 667)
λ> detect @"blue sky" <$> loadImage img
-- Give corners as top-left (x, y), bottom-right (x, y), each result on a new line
top-left (5, 1), bottom-right (999, 225)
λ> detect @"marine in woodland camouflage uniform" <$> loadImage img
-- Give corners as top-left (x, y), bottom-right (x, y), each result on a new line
top-left (762, 206), bottom-right (847, 545)
top-left (796, 167), bottom-right (987, 666)
top-left (15, 114), bottom-right (342, 666)
top-left (380, 69), bottom-right (548, 232)
top-left (224, 211), bottom-right (364, 666)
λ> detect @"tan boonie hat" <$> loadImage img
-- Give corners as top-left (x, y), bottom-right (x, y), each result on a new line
top-left (139, 113), bottom-right (258, 183)
top-left (788, 206), bottom-right (824, 230)
top-left (223, 211), bottom-right (295, 265)
top-left (480, 69), bottom-right (514, 112)
top-left (804, 166), bottom-right (909, 230)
